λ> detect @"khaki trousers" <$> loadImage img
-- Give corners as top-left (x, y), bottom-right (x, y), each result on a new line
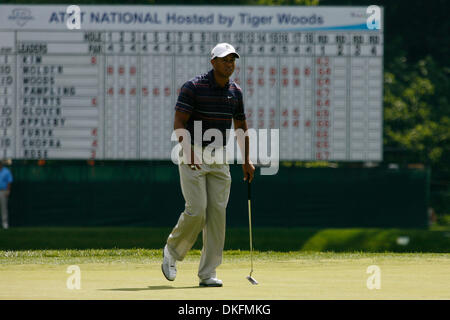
top-left (167, 161), bottom-right (232, 280)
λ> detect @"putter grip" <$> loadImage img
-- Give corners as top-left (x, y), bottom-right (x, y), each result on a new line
top-left (247, 178), bottom-right (251, 200)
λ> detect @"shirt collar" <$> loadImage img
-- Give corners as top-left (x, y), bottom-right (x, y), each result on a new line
top-left (208, 69), bottom-right (231, 89)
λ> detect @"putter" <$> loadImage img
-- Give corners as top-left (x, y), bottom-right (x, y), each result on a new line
top-left (246, 177), bottom-right (258, 285)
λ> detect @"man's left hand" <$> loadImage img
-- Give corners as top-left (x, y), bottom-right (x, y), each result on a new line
top-left (242, 161), bottom-right (255, 183)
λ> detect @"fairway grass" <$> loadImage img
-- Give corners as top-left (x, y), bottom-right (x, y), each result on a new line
top-left (1, 250), bottom-right (449, 300)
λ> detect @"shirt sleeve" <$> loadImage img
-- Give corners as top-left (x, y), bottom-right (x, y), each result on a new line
top-left (233, 85), bottom-right (246, 121)
top-left (174, 81), bottom-right (195, 114)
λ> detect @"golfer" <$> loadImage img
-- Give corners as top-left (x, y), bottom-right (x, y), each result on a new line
top-left (162, 43), bottom-right (255, 287)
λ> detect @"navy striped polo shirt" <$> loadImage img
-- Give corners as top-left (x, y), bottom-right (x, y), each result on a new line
top-left (175, 69), bottom-right (246, 147)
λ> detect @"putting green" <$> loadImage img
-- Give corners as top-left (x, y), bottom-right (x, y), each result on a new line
top-left (1, 252), bottom-right (449, 299)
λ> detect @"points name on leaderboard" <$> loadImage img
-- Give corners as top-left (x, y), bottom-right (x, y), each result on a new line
top-left (49, 11), bottom-right (324, 28)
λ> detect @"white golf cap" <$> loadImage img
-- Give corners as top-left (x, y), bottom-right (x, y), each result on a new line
top-left (210, 43), bottom-right (240, 60)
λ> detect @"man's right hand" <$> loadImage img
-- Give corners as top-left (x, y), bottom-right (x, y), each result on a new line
top-left (188, 148), bottom-right (202, 170)
top-left (174, 110), bottom-right (201, 171)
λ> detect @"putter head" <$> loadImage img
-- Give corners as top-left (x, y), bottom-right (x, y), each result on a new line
top-left (246, 275), bottom-right (259, 285)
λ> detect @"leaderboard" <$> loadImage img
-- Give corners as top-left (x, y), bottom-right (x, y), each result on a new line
top-left (0, 5), bottom-right (383, 161)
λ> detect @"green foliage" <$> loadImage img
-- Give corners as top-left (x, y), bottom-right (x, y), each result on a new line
top-left (384, 56), bottom-right (450, 166)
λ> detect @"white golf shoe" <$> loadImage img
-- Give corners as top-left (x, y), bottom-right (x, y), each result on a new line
top-left (161, 245), bottom-right (177, 281)
top-left (199, 277), bottom-right (223, 287)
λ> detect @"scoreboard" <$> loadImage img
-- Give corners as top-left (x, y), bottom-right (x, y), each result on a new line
top-left (0, 5), bottom-right (383, 161)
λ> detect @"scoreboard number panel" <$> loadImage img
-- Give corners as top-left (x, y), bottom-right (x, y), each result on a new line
top-left (0, 5), bottom-right (383, 161)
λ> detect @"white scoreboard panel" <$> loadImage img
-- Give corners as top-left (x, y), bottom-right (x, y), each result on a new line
top-left (0, 5), bottom-right (383, 161)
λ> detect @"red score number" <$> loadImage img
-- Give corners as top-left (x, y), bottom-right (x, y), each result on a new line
top-left (315, 56), bottom-right (332, 160)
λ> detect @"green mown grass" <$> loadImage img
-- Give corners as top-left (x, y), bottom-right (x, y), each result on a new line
top-left (1, 250), bottom-right (449, 299)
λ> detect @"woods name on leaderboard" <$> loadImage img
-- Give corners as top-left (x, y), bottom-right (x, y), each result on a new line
top-left (0, 5), bottom-right (383, 162)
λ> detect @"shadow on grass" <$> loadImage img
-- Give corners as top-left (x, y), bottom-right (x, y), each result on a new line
top-left (100, 285), bottom-right (201, 291)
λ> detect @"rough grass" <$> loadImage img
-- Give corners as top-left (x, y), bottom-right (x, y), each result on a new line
top-left (1, 249), bottom-right (448, 265)
top-left (0, 227), bottom-right (449, 252)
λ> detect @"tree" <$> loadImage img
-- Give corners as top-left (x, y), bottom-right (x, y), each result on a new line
top-left (384, 56), bottom-right (450, 167)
